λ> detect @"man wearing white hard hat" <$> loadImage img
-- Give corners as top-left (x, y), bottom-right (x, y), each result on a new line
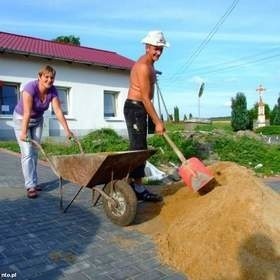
top-left (141, 30), bottom-right (170, 47)
top-left (123, 30), bottom-right (169, 202)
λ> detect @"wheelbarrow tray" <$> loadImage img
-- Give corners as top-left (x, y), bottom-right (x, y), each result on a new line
top-left (50, 149), bottom-right (156, 187)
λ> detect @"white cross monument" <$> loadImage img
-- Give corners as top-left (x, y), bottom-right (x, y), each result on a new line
top-left (256, 84), bottom-right (266, 128)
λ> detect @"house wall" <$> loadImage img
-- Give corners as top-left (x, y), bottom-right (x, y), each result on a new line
top-left (0, 54), bottom-right (131, 140)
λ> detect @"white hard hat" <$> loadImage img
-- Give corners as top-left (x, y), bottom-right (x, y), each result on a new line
top-left (141, 30), bottom-right (170, 47)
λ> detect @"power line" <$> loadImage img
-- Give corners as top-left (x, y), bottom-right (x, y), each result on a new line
top-left (168, 0), bottom-right (239, 82)
top-left (161, 49), bottom-right (280, 89)
top-left (163, 47), bottom-right (280, 81)
top-left (180, 0), bottom-right (239, 72)
top-left (185, 46), bottom-right (280, 73)
top-left (188, 53), bottom-right (280, 76)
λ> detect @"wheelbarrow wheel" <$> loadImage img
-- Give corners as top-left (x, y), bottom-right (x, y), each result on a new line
top-left (102, 180), bottom-right (137, 226)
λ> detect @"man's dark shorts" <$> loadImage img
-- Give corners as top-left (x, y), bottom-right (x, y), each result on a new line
top-left (123, 99), bottom-right (147, 179)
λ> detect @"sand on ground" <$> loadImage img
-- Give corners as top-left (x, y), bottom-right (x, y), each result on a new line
top-left (130, 161), bottom-right (280, 280)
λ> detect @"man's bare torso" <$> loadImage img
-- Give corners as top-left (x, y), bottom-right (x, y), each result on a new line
top-left (127, 55), bottom-right (156, 101)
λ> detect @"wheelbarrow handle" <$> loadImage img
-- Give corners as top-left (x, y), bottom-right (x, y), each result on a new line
top-left (69, 136), bottom-right (84, 154)
top-left (28, 139), bottom-right (60, 177)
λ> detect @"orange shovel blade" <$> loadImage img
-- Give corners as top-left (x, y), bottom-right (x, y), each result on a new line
top-left (178, 157), bottom-right (214, 192)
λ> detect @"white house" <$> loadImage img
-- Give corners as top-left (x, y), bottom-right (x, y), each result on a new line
top-left (0, 31), bottom-right (135, 140)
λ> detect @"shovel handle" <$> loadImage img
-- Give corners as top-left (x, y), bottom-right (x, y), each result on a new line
top-left (163, 133), bottom-right (197, 176)
top-left (163, 133), bottom-right (186, 163)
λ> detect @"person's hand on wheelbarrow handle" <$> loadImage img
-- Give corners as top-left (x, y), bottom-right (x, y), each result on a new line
top-left (68, 133), bottom-right (84, 154)
top-left (66, 130), bottom-right (75, 140)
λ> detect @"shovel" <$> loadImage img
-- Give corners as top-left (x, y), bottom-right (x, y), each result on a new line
top-left (163, 133), bottom-right (214, 192)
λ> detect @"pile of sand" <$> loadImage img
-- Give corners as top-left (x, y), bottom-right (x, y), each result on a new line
top-left (131, 162), bottom-right (280, 280)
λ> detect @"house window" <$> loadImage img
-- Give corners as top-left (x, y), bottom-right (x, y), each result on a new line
top-left (0, 82), bottom-right (19, 115)
top-left (52, 87), bottom-right (69, 115)
top-left (104, 90), bottom-right (118, 117)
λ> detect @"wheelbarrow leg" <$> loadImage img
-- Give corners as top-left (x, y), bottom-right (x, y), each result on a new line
top-left (62, 186), bottom-right (84, 213)
top-left (59, 177), bottom-right (63, 210)
top-left (92, 187), bottom-right (102, 207)
top-left (91, 184), bottom-right (118, 208)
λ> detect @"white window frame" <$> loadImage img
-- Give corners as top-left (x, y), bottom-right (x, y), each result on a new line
top-left (0, 81), bottom-right (20, 116)
top-left (104, 90), bottom-right (119, 118)
top-left (52, 87), bottom-right (70, 115)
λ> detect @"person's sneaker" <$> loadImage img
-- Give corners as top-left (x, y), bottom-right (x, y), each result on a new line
top-left (27, 188), bottom-right (38, 199)
top-left (131, 183), bottom-right (162, 202)
top-left (35, 186), bottom-right (42, 191)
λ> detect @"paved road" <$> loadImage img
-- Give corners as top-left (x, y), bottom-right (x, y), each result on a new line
top-left (0, 150), bottom-right (187, 280)
top-left (1, 149), bottom-right (279, 280)
top-left (263, 176), bottom-right (280, 194)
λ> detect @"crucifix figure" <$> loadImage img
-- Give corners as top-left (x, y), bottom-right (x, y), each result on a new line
top-left (256, 84), bottom-right (266, 103)
top-left (256, 84), bottom-right (266, 127)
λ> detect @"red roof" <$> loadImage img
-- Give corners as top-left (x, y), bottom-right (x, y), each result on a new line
top-left (0, 31), bottom-right (134, 70)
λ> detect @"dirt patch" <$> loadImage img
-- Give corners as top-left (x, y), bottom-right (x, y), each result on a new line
top-left (130, 161), bottom-right (280, 280)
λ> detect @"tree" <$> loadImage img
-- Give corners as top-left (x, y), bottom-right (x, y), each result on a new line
top-left (265, 103), bottom-right (271, 119)
top-left (247, 103), bottom-right (258, 130)
top-left (52, 35), bottom-right (80, 46)
top-left (270, 95), bottom-right (280, 125)
top-left (174, 106), bottom-right (179, 122)
top-left (231, 92), bottom-right (249, 131)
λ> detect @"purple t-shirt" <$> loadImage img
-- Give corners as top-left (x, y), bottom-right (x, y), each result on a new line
top-left (15, 80), bottom-right (58, 118)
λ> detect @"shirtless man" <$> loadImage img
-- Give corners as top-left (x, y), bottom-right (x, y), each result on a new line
top-left (123, 30), bottom-right (169, 202)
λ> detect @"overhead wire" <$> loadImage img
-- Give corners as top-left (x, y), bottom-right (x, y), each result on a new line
top-left (187, 53), bottom-right (280, 76)
top-left (186, 45), bottom-right (280, 71)
top-left (163, 47), bottom-right (280, 80)
top-left (157, 44), bottom-right (280, 92)
top-left (167, 0), bottom-right (240, 83)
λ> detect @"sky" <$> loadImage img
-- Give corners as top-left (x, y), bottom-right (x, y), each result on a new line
top-left (1, 0), bottom-right (280, 118)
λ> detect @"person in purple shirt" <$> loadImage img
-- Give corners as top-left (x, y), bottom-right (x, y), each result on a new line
top-left (13, 65), bottom-right (74, 198)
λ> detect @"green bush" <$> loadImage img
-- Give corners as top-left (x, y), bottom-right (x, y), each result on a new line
top-left (148, 132), bottom-right (199, 166)
top-left (0, 141), bottom-right (20, 153)
top-left (81, 128), bottom-right (129, 152)
top-left (212, 136), bottom-right (280, 175)
top-left (165, 121), bottom-right (185, 132)
top-left (40, 140), bottom-right (79, 156)
top-left (255, 125), bottom-right (280, 135)
top-left (1, 125), bottom-right (280, 176)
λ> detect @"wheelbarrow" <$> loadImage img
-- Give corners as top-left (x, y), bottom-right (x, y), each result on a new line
top-left (30, 139), bottom-right (156, 226)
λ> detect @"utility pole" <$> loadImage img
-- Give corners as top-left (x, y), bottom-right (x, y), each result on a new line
top-left (155, 72), bottom-right (170, 121)
top-left (198, 82), bottom-right (205, 119)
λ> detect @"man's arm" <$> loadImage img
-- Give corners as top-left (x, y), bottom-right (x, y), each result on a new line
top-left (137, 63), bottom-right (165, 134)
